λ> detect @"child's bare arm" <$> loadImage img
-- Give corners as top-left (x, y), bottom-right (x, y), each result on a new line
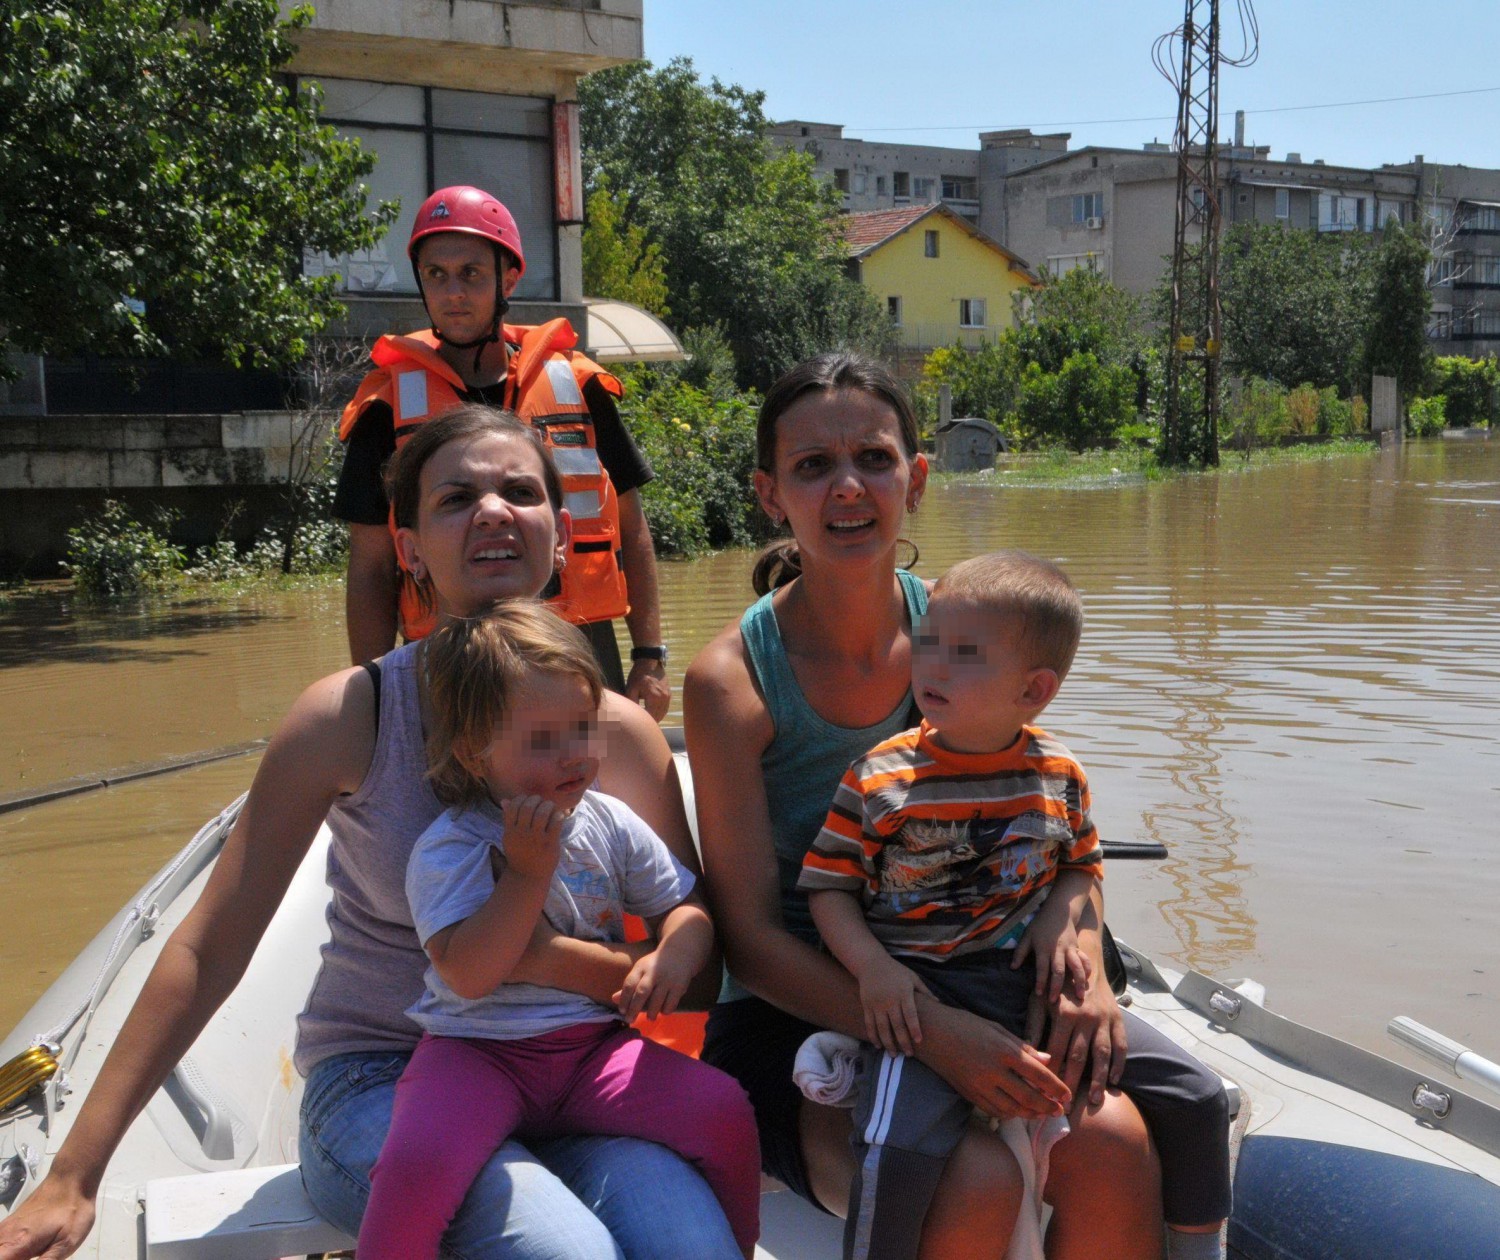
top-left (1012, 869), bottom-right (1099, 1004)
top-left (426, 795), bottom-right (564, 1000)
top-left (810, 888), bottom-right (931, 1055)
top-left (614, 892), bottom-right (715, 1020)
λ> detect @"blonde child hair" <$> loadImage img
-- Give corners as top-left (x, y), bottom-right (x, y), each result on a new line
top-left (933, 549), bottom-right (1084, 679)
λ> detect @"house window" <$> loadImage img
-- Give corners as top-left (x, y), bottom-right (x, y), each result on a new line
top-left (1047, 253), bottom-right (1106, 278)
top-left (852, 172), bottom-right (868, 195)
top-left (1467, 205), bottom-right (1500, 232)
top-left (876, 174), bottom-right (887, 195)
top-left (941, 175), bottom-right (977, 201)
top-left (834, 168), bottom-right (850, 193)
top-left (893, 171), bottom-right (910, 199)
top-left (888, 296), bottom-right (903, 325)
top-left (913, 176), bottom-right (935, 201)
top-left (924, 230), bottom-right (940, 258)
top-left (1071, 192), bottom-right (1103, 223)
top-left (309, 78), bottom-right (557, 300)
top-left (959, 298), bottom-right (987, 328)
top-left (1275, 187), bottom-right (1290, 219)
top-left (1429, 256), bottom-right (1454, 286)
top-left (1429, 307), bottom-right (1453, 339)
top-left (1318, 193), bottom-right (1364, 232)
top-left (1475, 256), bottom-right (1500, 285)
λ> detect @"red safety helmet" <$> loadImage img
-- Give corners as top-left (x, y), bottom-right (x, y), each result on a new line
top-left (407, 186), bottom-right (526, 277)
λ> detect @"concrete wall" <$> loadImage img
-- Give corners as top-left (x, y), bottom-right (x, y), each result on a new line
top-left (767, 123), bottom-right (981, 219)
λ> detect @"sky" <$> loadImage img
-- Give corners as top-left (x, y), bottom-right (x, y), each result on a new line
top-left (643, 0), bottom-right (1500, 172)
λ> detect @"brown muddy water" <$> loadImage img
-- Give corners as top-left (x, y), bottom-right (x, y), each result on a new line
top-left (2, 438), bottom-right (1497, 1079)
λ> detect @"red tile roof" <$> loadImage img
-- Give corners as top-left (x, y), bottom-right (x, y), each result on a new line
top-left (842, 205), bottom-right (937, 254)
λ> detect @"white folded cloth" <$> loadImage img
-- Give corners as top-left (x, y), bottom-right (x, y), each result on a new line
top-left (791, 1031), bottom-right (1068, 1260)
top-left (792, 1031), bottom-right (863, 1107)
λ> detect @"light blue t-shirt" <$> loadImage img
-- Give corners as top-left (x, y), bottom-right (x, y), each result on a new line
top-left (406, 790), bottom-right (695, 1041)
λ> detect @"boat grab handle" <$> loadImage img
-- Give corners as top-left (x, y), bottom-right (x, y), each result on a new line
top-left (166, 1056), bottom-right (247, 1162)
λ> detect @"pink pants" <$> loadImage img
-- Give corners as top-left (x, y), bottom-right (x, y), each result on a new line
top-left (357, 1023), bottom-right (761, 1259)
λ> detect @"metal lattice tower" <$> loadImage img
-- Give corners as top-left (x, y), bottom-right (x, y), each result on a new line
top-left (1162, 0), bottom-right (1223, 467)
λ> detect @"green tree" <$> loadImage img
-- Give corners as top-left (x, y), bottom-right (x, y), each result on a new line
top-left (582, 178), bottom-right (670, 317)
top-left (1216, 223), bottom-right (1375, 395)
top-left (0, 0), bottom-right (393, 372)
top-left (1012, 351), bottom-right (1136, 452)
top-left (1362, 219), bottom-right (1432, 406)
top-left (579, 58), bottom-right (887, 390)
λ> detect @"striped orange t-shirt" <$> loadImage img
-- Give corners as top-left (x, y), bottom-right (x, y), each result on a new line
top-left (797, 721), bottom-right (1103, 959)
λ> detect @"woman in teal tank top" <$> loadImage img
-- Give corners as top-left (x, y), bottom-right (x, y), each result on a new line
top-left (685, 354), bottom-right (1164, 1258)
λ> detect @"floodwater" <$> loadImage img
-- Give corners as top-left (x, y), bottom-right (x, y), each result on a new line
top-left (2, 438), bottom-right (1497, 1077)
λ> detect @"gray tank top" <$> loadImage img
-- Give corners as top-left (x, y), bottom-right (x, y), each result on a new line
top-left (722, 570), bottom-right (927, 1001)
top-left (294, 642), bottom-right (443, 1074)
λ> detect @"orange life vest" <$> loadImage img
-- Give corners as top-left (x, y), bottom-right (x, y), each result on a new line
top-left (339, 322), bottom-right (630, 640)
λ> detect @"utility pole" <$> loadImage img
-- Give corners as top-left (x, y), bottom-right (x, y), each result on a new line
top-left (1161, 0), bottom-right (1223, 467)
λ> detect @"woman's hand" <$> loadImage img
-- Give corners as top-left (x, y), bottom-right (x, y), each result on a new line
top-left (1024, 922), bottom-right (1127, 1109)
top-left (917, 999), bottom-right (1072, 1121)
top-left (0, 1172), bottom-right (95, 1260)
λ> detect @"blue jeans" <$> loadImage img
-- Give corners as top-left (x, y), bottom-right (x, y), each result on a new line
top-left (299, 1050), bottom-right (742, 1260)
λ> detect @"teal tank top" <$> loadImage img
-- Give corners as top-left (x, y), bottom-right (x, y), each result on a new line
top-left (723, 570), bottom-right (928, 1001)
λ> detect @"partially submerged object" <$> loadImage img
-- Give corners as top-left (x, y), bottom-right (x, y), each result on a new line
top-left (3, 775), bottom-right (1498, 1258)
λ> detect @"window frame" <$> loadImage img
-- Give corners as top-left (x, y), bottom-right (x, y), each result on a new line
top-left (958, 297), bottom-right (987, 328)
top-left (924, 229), bottom-right (940, 259)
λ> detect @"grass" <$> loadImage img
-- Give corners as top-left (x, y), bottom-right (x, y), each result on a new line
top-left (935, 437), bottom-right (1378, 489)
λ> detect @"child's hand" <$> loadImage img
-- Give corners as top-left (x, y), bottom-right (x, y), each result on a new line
top-left (858, 955), bottom-right (932, 1056)
top-left (614, 945), bottom-right (694, 1020)
top-left (501, 794), bottom-right (566, 881)
top-left (1013, 917), bottom-right (1093, 1006)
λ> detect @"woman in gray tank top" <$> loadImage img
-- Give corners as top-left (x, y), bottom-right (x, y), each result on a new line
top-left (685, 354), bottom-right (1164, 1258)
top-left (1, 406), bottom-right (737, 1260)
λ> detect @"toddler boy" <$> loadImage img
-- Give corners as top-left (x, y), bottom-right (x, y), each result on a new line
top-left (799, 550), bottom-right (1230, 1260)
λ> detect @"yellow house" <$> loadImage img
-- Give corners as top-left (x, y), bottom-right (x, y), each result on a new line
top-left (844, 203), bottom-right (1040, 353)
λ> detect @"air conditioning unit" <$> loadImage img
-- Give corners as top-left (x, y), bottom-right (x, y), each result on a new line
top-left (1085, 216), bottom-right (1105, 230)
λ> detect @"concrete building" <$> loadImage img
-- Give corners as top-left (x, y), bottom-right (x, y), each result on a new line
top-left (1, 0), bottom-right (645, 570)
top-left (843, 204), bottom-right (1038, 364)
top-left (1387, 159), bottom-right (1500, 358)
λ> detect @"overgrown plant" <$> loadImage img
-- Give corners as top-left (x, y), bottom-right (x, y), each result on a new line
top-left (63, 501), bottom-right (184, 596)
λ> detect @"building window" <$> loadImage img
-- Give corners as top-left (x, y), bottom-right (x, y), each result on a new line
top-left (1047, 253), bottom-right (1106, 278)
top-left (1318, 193), bottom-right (1365, 232)
top-left (913, 176), bottom-right (936, 201)
top-left (888, 296), bottom-right (903, 325)
top-left (1071, 192), bottom-right (1103, 223)
top-left (941, 175), bottom-right (977, 201)
top-left (924, 230), bottom-right (940, 258)
top-left (1465, 205), bottom-right (1500, 232)
top-left (1429, 307), bottom-right (1452, 339)
top-left (834, 168), bottom-right (850, 193)
top-left (1429, 256), bottom-right (1454, 286)
top-left (876, 174), bottom-right (887, 195)
top-left (959, 298), bottom-right (986, 328)
top-left (851, 171), bottom-right (868, 195)
top-left (1375, 199), bottom-right (1407, 228)
top-left (893, 171), bottom-right (910, 199)
top-left (1275, 187), bottom-right (1290, 219)
top-left (1475, 256), bottom-right (1500, 285)
top-left (307, 77), bottom-right (557, 300)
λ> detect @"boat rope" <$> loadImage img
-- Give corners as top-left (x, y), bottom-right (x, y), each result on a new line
top-left (0, 1046), bottom-right (59, 1116)
top-left (29, 794), bottom-right (246, 1071)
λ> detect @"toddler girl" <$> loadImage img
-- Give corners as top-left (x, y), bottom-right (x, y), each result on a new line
top-left (356, 600), bottom-right (760, 1259)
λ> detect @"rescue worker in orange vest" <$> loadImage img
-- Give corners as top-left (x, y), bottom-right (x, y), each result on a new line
top-left (332, 186), bottom-right (670, 719)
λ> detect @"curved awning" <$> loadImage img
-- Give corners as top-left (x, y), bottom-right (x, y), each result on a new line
top-left (582, 298), bottom-right (688, 363)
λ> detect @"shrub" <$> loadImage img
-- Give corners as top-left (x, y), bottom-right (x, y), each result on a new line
top-left (1407, 395), bottom-right (1446, 438)
top-left (1010, 351), bottom-right (1136, 452)
top-left (1285, 384), bottom-right (1321, 435)
top-left (63, 500), bottom-right (184, 596)
top-left (1316, 386), bottom-right (1355, 437)
top-left (1222, 378), bottom-right (1289, 451)
top-left (1429, 356), bottom-right (1499, 428)
top-left (1350, 395), bottom-right (1369, 432)
top-left (622, 378), bottom-right (764, 557)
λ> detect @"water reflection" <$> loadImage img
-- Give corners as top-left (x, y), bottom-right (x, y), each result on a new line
top-left (1, 439), bottom-right (1496, 1057)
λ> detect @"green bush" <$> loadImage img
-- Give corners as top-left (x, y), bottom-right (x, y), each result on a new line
top-left (1429, 356), bottom-right (1499, 428)
top-left (1285, 384), bottom-right (1320, 435)
top-left (1011, 351), bottom-right (1136, 452)
top-left (63, 500), bottom-right (184, 596)
top-left (1316, 386), bottom-right (1356, 437)
top-left (1407, 395), bottom-right (1447, 438)
top-left (621, 377), bottom-right (765, 557)
top-left (1223, 378), bottom-right (1290, 451)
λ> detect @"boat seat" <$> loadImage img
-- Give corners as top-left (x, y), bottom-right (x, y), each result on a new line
top-left (144, 1163), bottom-right (353, 1260)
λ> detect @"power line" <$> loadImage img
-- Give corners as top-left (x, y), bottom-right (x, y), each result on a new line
top-left (846, 84), bottom-right (1500, 135)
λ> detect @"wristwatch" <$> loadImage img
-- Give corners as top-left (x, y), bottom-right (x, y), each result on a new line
top-left (630, 645), bottom-right (669, 664)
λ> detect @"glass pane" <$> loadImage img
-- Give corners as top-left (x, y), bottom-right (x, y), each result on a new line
top-left (304, 126), bottom-right (426, 294)
top-left (431, 90), bottom-right (550, 137)
top-left (434, 134), bottom-right (556, 300)
top-left (313, 78), bottom-right (425, 126)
